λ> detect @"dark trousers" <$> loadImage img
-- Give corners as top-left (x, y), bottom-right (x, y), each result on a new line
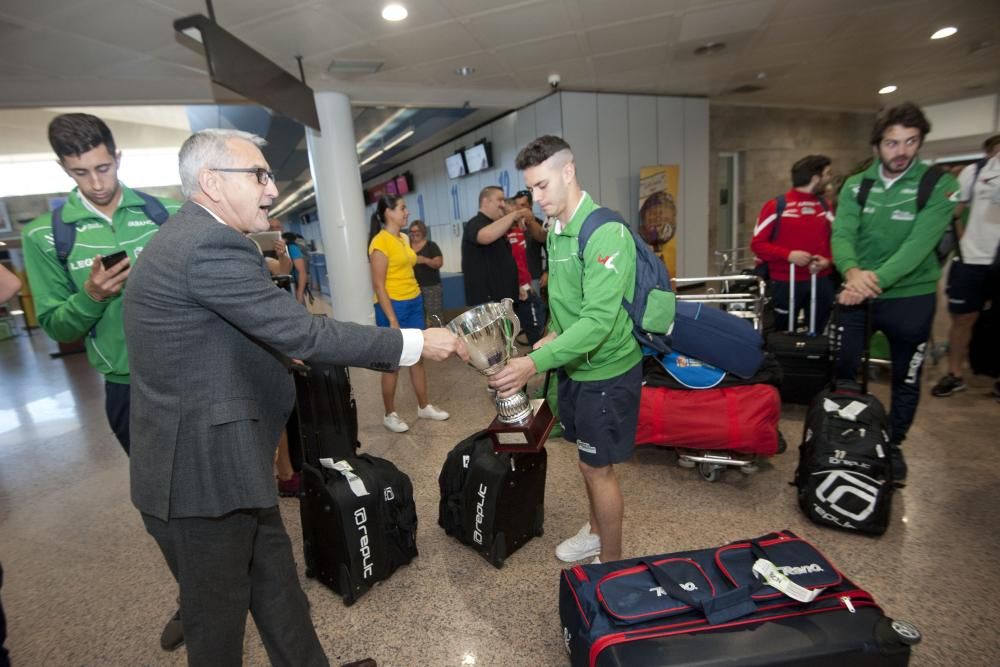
top-left (835, 294), bottom-right (936, 444)
top-left (771, 275), bottom-right (834, 333)
top-left (0, 562), bottom-right (9, 667)
top-left (104, 381), bottom-right (131, 455)
top-left (142, 508), bottom-right (328, 667)
top-left (515, 292), bottom-right (547, 344)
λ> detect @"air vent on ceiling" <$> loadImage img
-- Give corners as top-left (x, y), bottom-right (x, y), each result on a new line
top-left (727, 84), bottom-right (766, 94)
top-left (694, 41), bottom-right (726, 56)
top-left (327, 58), bottom-right (383, 75)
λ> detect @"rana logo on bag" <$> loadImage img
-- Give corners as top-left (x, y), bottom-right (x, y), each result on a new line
top-left (649, 582), bottom-right (699, 596)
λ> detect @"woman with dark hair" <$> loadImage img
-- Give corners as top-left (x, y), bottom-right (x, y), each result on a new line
top-left (407, 219), bottom-right (444, 327)
top-left (369, 196), bottom-right (449, 432)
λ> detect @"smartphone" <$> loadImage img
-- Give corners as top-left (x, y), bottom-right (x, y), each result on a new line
top-left (100, 250), bottom-right (128, 270)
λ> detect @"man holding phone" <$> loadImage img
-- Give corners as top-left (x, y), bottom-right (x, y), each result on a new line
top-left (21, 114), bottom-right (184, 650)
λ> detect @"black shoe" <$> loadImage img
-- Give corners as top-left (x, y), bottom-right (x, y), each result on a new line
top-left (160, 609), bottom-right (184, 651)
top-left (890, 445), bottom-right (907, 484)
top-left (930, 373), bottom-right (966, 397)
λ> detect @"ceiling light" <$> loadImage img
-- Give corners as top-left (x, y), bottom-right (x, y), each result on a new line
top-left (381, 4), bottom-right (408, 21)
top-left (878, 85), bottom-right (897, 95)
top-left (383, 128), bottom-right (415, 151)
top-left (361, 149), bottom-right (385, 166)
top-left (931, 27), bottom-right (957, 40)
top-left (455, 66), bottom-right (475, 77)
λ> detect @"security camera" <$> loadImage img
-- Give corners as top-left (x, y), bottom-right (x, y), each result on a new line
top-left (548, 73), bottom-right (561, 88)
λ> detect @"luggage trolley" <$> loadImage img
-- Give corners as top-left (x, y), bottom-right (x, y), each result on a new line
top-left (650, 274), bottom-right (780, 481)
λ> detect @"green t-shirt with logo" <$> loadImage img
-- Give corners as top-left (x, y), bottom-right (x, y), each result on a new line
top-left (21, 185), bottom-right (181, 383)
top-left (832, 160), bottom-right (959, 299)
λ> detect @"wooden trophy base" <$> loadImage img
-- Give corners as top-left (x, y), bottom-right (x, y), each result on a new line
top-left (487, 399), bottom-right (556, 453)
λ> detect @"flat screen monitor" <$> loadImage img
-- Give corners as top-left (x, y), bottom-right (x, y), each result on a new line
top-left (385, 179), bottom-right (398, 195)
top-left (395, 174), bottom-right (411, 195)
top-left (445, 152), bottom-right (467, 179)
top-left (464, 143), bottom-right (492, 174)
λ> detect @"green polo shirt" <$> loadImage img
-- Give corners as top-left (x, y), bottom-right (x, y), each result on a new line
top-left (529, 192), bottom-right (641, 381)
top-left (832, 160), bottom-right (959, 299)
top-left (21, 185), bottom-right (181, 383)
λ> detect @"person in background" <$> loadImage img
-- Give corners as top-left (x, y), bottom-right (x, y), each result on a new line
top-left (19, 112), bottom-right (184, 652)
top-left (832, 102), bottom-right (960, 481)
top-left (0, 265), bottom-right (20, 302)
top-left (461, 186), bottom-right (533, 306)
top-left (931, 134), bottom-right (1000, 398)
top-left (408, 219), bottom-right (444, 327)
top-left (282, 232), bottom-right (309, 305)
top-left (369, 195), bottom-right (451, 433)
top-left (504, 195), bottom-right (547, 344)
top-left (751, 155), bottom-right (836, 332)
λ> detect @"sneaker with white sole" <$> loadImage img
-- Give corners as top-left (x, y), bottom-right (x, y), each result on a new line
top-left (383, 412), bottom-right (409, 433)
top-left (555, 522), bottom-right (601, 562)
top-left (417, 404), bottom-right (450, 421)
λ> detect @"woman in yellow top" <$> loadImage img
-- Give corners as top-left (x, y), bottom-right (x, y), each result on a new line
top-left (368, 194), bottom-right (450, 433)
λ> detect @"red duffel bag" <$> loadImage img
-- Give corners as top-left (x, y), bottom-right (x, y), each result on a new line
top-left (635, 384), bottom-right (781, 456)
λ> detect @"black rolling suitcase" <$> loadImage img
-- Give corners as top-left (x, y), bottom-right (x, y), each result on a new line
top-left (794, 303), bottom-right (896, 535)
top-left (438, 430), bottom-right (546, 568)
top-left (768, 264), bottom-right (830, 404)
top-left (560, 530), bottom-right (921, 667)
top-left (299, 455), bottom-right (417, 605)
top-left (291, 362), bottom-right (360, 463)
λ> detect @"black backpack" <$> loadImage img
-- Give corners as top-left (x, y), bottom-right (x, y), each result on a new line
top-left (576, 207), bottom-right (676, 356)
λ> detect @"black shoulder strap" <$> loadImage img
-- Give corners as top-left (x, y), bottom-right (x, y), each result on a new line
top-left (816, 196), bottom-right (830, 213)
top-left (768, 195), bottom-right (787, 241)
top-left (916, 165), bottom-right (945, 213)
top-left (135, 190), bottom-right (171, 224)
top-left (856, 178), bottom-right (876, 211)
top-left (51, 204), bottom-right (75, 267)
top-left (974, 157), bottom-right (987, 181)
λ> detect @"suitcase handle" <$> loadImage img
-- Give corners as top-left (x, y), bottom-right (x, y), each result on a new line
top-left (829, 299), bottom-right (873, 394)
top-left (640, 554), bottom-right (761, 626)
top-left (787, 262), bottom-right (818, 335)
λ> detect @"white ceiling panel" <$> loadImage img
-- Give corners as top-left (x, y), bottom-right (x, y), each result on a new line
top-left (330, 0), bottom-right (454, 36)
top-left (464, 1), bottom-right (573, 46)
top-left (54, 0), bottom-right (180, 54)
top-left (377, 21), bottom-right (484, 65)
top-left (584, 15), bottom-right (677, 56)
top-left (678, 0), bottom-right (776, 44)
top-left (492, 34), bottom-right (584, 70)
top-left (437, 0), bottom-right (537, 20)
top-left (590, 45), bottom-right (670, 77)
top-left (236, 5), bottom-right (363, 65)
top-left (574, 0), bottom-right (695, 29)
top-left (146, 0), bottom-right (306, 26)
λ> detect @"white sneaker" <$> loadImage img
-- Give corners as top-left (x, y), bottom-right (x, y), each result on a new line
top-left (555, 522), bottom-right (601, 562)
top-left (383, 412), bottom-right (409, 433)
top-left (417, 404), bottom-right (449, 421)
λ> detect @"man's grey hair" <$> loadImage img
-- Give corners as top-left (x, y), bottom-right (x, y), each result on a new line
top-left (178, 129), bottom-right (267, 198)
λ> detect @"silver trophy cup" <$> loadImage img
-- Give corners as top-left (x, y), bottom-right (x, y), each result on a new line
top-left (446, 298), bottom-right (532, 424)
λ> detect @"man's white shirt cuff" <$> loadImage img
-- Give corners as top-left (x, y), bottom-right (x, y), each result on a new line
top-left (399, 329), bottom-right (423, 366)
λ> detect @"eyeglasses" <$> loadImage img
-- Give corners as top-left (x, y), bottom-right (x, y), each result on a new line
top-left (210, 167), bottom-right (275, 186)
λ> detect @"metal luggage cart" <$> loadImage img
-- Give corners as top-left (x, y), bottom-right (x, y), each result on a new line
top-left (648, 273), bottom-right (780, 481)
top-left (672, 273), bottom-right (770, 333)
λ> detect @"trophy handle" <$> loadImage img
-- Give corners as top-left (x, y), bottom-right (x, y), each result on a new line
top-left (499, 297), bottom-right (521, 348)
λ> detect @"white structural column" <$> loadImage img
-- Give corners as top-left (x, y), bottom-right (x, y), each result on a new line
top-left (306, 91), bottom-right (373, 324)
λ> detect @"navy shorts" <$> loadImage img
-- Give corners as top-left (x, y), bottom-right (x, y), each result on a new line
top-left (374, 294), bottom-right (425, 329)
top-left (558, 361), bottom-right (643, 468)
top-left (946, 261), bottom-right (992, 314)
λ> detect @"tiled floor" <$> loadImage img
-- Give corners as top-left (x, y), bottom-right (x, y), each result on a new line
top-left (1, 317), bottom-right (999, 666)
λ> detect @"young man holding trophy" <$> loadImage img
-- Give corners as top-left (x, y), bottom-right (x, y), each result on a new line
top-left (488, 136), bottom-right (642, 564)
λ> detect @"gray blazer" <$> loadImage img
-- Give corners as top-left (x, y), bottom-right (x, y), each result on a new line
top-left (125, 202), bottom-right (403, 520)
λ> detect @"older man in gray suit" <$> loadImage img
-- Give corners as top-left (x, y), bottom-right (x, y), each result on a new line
top-left (124, 128), bottom-right (465, 666)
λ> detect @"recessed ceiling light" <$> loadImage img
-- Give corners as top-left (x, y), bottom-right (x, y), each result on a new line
top-left (931, 26), bottom-right (957, 40)
top-left (455, 66), bottom-right (475, 77)
top-left (878, 85), bottom-right (897, 95)
top-left (694, 41), bottom-right (725, 56)
top-left (382, 4), bottom-right (408, 21)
